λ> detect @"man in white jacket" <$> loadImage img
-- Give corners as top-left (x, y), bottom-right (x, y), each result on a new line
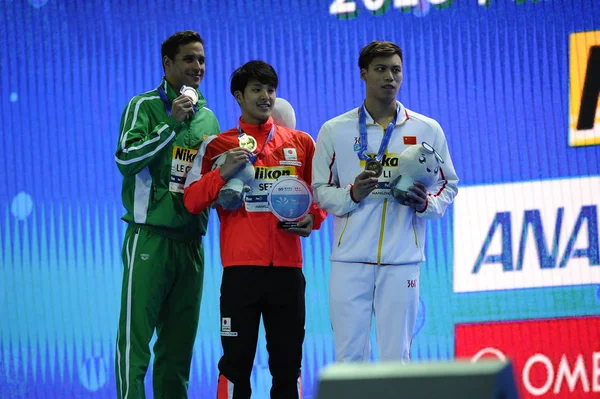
top-left (312, 41), bottom-right (459, 362)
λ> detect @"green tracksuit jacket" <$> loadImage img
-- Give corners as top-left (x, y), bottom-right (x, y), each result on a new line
top-left (115, 78), bottom-right (220, 239)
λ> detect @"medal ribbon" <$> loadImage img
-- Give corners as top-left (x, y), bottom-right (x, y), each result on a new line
top-left (357, 102), bottom-right (398, 163)
top-left (237, 125), bottom-right (275, 163)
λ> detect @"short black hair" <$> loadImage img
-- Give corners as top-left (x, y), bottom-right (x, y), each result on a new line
top-left (230, 61), bottom-right (278, 95)
top-left (358, 41), bottom-right (403, 70)
top-left (161, 31), bottom-right (204, 62)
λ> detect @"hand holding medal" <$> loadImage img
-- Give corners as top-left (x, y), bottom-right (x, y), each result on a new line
top-left (364, 159), bottom-right (383, 177)
top-left (180, 85), bottom-right (198, 105)
top-left (238, 133), bottom-right (258, 153)
top-left (237, 124), bottom-right (273, 164)
top-left (357, 103), bottom-right (396, 179)
top-left (168, 85), bottom-right (198, 122)
top-left (157, 84), bottom-right (197, 122)
top-left (352, 102), bottom-right (398, 201)
top-left (351, 170), bottom-right (379, 202)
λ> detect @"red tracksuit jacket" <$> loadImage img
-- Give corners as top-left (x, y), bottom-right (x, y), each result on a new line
top-left (184, 117), bottom-right (327, 268)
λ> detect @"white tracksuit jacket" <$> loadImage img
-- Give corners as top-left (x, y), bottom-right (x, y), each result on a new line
top-left (312, 102), bottom-right (459, 265)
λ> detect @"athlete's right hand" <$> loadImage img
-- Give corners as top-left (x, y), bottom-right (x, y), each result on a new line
top-left (219, 148), bottom-right (252, 181)
top-left (171, 95), bottom-right (195, 122)
top-left (351, 170), bottom-right (379, 202)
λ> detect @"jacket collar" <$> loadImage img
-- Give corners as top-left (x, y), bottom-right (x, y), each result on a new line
top-left (238, 116), bottom-right (275, 136)
top-left (362, 100), bottom-right (409, 126)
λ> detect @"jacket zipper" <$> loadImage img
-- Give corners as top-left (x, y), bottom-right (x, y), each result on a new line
top-left (337, 214), bottom-right (350, 247)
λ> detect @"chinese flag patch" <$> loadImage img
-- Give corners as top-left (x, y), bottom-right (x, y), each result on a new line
top-left (403, 136), bottom-right (417, 145)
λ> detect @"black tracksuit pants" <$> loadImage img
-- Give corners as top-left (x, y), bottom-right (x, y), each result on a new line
top-left (216, 266), bottom-right (306, 399)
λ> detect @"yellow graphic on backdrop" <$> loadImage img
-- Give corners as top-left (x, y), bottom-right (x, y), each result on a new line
top-left (569, 30), bottom-right (600, 147)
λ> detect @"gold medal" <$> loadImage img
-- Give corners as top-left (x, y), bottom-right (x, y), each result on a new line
top-left (180, 85), bottom-right (198, 105)
top-left (365, 159), bottom-right (383, 177)
top-left (238, 133), bottom-right (258, 152)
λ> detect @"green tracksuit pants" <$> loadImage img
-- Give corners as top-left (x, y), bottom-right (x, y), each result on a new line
top-left (115, 225), bottom-right (204, 399)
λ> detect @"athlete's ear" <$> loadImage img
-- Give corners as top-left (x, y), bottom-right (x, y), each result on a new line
top-left (162, 55), bottom-right (172, 73)
top-left (234, 91), bottom-right (243, 106)
top-left (360, 68), bottom-right (367, 82)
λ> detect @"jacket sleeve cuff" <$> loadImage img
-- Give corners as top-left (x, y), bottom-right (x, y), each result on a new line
top-left (308, 206), bottom-right (326, 231)
top-left (213, 168), bottom-right (227, 185)
top-left (349, 184), bottom-right (360, 204)
top-left (416, 198), bottom-right (428, 213)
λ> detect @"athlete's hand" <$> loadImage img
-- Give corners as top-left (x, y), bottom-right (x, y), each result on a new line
top-left (171, 95), bottom-right (195, 122)
top-left (219, 148), bottom-right (252, 181)
top-left (406, 181), bottom-right (428, 212)
top-left (284, 214), bottom-right (315, 237)
top-left (351, 170), bottom-right (379, 202)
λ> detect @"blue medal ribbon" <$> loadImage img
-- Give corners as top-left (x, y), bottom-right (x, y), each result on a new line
top-left (357, 102), bottom-right (398, 163)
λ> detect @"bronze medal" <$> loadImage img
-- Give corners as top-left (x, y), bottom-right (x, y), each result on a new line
top-left (365, 159), bottom-right (383, 177)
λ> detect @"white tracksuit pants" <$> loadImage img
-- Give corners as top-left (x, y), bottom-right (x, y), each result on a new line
top-left (329, 261), bottom-right (420, 362)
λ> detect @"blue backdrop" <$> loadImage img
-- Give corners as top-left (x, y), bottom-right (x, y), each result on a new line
top-left (1, 0), bottom-right (599, 398)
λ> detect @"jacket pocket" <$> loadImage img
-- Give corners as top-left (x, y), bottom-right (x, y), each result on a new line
top-left (149, 185), bottom-right (168, 212)
top-left (412, 214), bottom-right (420, 248)
top-left (337, 213), bottom-right (350, 247)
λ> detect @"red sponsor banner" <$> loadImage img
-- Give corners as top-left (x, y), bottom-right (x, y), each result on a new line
top-left (455, 316), bottom-right (600, 398)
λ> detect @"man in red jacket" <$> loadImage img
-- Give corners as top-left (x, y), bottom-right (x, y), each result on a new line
top-left (184, 60), bottom-right (326, 399)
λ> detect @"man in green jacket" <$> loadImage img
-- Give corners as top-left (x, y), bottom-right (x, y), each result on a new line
top-left (114, 30), bottom-right (220, 399)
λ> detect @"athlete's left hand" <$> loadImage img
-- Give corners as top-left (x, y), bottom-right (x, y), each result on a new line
top-left (285, 214), bottom-right (315, 237)
top-left (406, 182), bottom-right (428, 212)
